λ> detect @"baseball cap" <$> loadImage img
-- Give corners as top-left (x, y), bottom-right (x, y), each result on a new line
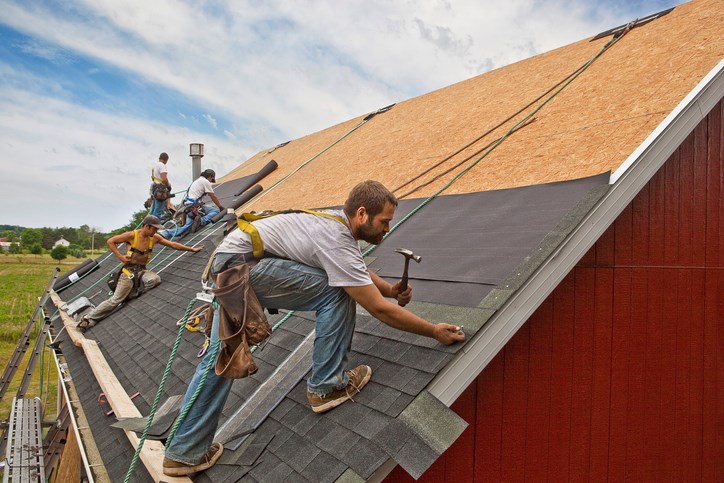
top-left (142, 215), bottom-right (164, 229)
top-left (201, 169), bottom-right (216, 182)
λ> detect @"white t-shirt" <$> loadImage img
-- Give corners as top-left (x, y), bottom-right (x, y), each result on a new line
top-left (216, 210), bottom-right (372, 287)
top-left (186, 177), bottom-right (214, 202)
top-left (153, 161), bottom-right (168, 183)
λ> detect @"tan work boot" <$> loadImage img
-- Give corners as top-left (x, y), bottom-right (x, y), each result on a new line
top-left (307, 365), bottom-right (372, 414)
top-left (163, 442), bottom-right (223, 477)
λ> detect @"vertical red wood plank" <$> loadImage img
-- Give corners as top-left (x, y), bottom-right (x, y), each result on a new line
top-left (475, 352), bottom-right (505, 482)
top-left (648, 164), bottom-right (667, 265)
top-left (631, 184), bottom-right (650, 266)
top-left (385, 465), bottom-right (414, 482)
top-left (569, 268), bottom-right (596, 480)
top-left (678, 128), bottom-right (695, 266)
top-left (607, 268), bottom-right (631, 481)
top-left (702, 269), bottom-right (723, 482)
top-left (614, 202), bottom-right (634, 266)
top-left (624, 268), bottom-right (648, 480)
top-left (547, 270), bottom-right (576, 480)
top-left (705, 100), bottom-right (723, 267)
top-left (642, 269), bottom-right (665, 481)
top-left (691, 111), bottom-right (709, 265)
top-left (446, 384), bottom-right (476, 483)
top-left (674, 270), bottom-right (693, 481)
top-left (663, 148), bottom-right (681, 264)
top-left (500, 324), bottom-right (530, 482)
top-left (658, 266), bottom-right (679, 478)
top-left (578, 245), bottom-right (596, 267)
top-left (595, 221), bottom-right (616, 267)
top-left (588, 268), bottom-right (614, 479)
top-left (688, 270), bottom-right (705, 481)
top-left (525, 298), bottom-right (553, 481)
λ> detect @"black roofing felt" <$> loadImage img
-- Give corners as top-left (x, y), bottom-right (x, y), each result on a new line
top-left (47, 173), bottom-right (609, 482)
top-left (369, 172), bottom-right (609, 307)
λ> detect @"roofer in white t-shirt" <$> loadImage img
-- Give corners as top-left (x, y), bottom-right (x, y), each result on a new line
top-left (159, 169), bottom-right (224, 239)
top-left (149, 152), bottom-right (173, 219)
top-left (162, 180), bottom-right (466, 477)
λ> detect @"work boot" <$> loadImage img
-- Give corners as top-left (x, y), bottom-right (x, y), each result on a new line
top-left (191, 214), bottom-right (203, 234)
top-left (76, 315), bottom-right (93, 334)
top-left (307, 365), bottom-right (372, 414)
top-left (163, 443), bottom-right (223, 477)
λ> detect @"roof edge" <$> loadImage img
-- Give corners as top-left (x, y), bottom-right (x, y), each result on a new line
top-left (429, 58), bottom-right (724, 404)
top-left (367, 57), bottom-right (724, 482)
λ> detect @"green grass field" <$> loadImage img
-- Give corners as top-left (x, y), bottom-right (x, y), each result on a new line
top-left (0, 254), bottom-right (90, 425)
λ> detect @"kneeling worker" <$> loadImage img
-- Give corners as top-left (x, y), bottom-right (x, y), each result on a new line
top-left (162, 180), bottom-right (465, 477)
top-left (159, 169), bottom-right (224, 239)
top-left (78, 215), bottom-right (203, 332)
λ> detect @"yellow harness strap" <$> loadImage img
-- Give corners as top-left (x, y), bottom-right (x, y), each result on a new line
top-left (123, 230), bottom-right (155, 276)
top-left (237, 209), bottom-right (348, 259)
top-left (151, 168), bottom-right (165, 184)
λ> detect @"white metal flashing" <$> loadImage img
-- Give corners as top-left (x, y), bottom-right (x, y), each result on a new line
top-left (428, 58), bottom-right (723, 407)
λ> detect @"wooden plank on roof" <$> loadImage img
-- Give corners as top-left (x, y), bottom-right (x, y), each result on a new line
top-left (79, 339), bottom-right (191, 483)
top-left (48, 290), bottom-right (84, 347)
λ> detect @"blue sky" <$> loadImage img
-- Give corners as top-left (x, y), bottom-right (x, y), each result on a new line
top-left (0, 0), bottom-right (682, 231)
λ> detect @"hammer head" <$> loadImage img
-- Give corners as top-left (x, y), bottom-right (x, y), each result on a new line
top-left (395, 248), bottom-right (422, 263)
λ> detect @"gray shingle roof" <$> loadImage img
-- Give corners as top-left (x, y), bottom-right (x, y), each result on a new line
top-left (49, 172), bottom-right (608, 481)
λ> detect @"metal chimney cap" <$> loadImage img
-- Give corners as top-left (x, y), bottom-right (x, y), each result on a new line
top-left (189, 143), bottom-right (204, 157)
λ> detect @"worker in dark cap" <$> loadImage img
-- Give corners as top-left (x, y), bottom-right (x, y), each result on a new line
top-left (159, 169), bottom-right (225, 239)
top-left (150, 152), bottom-right (174, 219)
top-left (77, 215), bottom-right (203, 332)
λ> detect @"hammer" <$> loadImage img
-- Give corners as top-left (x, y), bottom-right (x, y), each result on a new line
top-left (395, 248), bottom-right (421, 306)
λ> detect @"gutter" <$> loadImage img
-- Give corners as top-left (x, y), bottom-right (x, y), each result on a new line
top-left (369, 58), bottom-right (723, 481)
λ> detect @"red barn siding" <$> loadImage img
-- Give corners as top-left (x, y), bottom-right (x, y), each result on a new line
top-left (386, 100), bottom-right (723, 482)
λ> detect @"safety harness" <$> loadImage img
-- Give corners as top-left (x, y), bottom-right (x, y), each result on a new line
top-left (108, 230), bottom-right (155, 294)
top-left (151, 169), bottom-right (170, 201)
top-left (236, 209), bottom-right (348, 258)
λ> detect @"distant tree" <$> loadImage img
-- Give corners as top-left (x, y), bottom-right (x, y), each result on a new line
top-left (29, 243), bottom-right (43, 255)
top-left (8, 242), bottom-right (21, 254)
top-left (20, 228), bottom-right (42, 249)
top-left (0, 230), bottom-right (17, 242)
top-left (41, 229), bottom-right (56, 249)
top-left (50, 245), bottom-right (68, 261)
top-left (68, 244), bottom-right (86, 258)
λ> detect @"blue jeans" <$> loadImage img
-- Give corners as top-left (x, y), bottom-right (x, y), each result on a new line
top-left (160, 205), bottom-right (220, 239)
top-left (150, 198), bottom-right (165, 218)
top-left (164, 256), bottom-right (357, 464)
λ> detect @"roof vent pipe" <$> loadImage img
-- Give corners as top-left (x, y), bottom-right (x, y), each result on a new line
top-left (190, 143), bottom-right (204, 180)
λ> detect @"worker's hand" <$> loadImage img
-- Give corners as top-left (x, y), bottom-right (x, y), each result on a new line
top-left (192, 246), bottom-right (203, 253)
top-left (433, 323), bottom-right (465, 345)
top-left (390, 280), bottom-right (412, 306)
top-left (218, 205), bottom-right (225, 211)
top-left (120, 254), bottom-right (132, 263)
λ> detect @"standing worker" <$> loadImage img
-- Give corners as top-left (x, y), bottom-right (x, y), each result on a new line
top-left (159, 169), bottom-right (224, 239)
top-left (162, 180), bottom-right (465, 477)
top-left (150, 152), bottom-right (173, 219)
top-left (77, 215), bottom-right (203, 332)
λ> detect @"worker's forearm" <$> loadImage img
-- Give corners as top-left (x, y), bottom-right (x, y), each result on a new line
top-left (369, 271), bottom-right (394, 298)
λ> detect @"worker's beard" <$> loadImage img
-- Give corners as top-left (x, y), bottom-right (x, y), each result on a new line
top-left (358, 219), bottom-right (386, 245)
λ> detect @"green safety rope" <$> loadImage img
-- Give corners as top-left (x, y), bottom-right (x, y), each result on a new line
top-left (124, 298), bottom-right (198, 482)
top-left (367, 33), bottom-right (626, 254)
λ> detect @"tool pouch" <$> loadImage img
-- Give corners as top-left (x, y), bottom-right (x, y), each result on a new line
top-left (152, 183), bottom-right (170, 201)
top-left (213, 264), bottom-right (271, 379)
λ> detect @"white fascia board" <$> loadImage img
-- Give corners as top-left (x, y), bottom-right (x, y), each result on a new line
top-left (429, 58), bottom-right (723, 407)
